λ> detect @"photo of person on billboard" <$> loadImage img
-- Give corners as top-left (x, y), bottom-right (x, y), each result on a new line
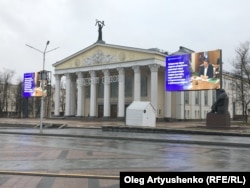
top-left (166, 49), bottom-right (222, 91)
top-left (199, 56), bottom-right (214, 79)
top-left (190, 50), bottom-right (221, 90)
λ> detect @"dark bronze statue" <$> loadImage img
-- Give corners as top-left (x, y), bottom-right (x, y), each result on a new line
top-left (209, 89), bottom-right (229, 114)
top-left (95, 20), bottom-right (105, 41)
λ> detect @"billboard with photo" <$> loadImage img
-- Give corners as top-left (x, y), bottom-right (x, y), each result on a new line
top-left (166, 49), bottom-right (222, 91)
top-left (22, 72), bottom-right (48, 97)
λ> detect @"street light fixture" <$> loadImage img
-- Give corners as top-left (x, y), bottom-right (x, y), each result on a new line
top-left (26, 41), bottom-right (59, 133)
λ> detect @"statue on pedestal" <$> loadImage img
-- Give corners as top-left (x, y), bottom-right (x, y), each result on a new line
top-left (209, 89), bottom-right (229, 114)
top-left (95, 20), bottom-right (105, 42)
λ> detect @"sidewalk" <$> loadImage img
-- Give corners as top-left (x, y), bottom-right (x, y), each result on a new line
top-left (0, 117), bottom-right (250, 135)
top-left (0, 118), bottom-right (125, 128)
top-left (1, 118), bottom-right (250, 144)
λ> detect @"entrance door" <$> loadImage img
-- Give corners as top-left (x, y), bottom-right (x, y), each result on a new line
top-left (98, 105), bottom-right (103, 118)
top-left (111, 104), bottom-right (117, 118)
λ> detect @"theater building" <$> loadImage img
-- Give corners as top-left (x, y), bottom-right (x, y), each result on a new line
top-left (52, 42), bottom-right (174, 119)
top-left (53, 42), bottom-right (240, 120)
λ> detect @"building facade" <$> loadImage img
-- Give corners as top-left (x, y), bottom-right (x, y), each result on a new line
top-left (52, 43), bottom-right (243, 120)
top-left (53, 42), bottom-right (169, 119)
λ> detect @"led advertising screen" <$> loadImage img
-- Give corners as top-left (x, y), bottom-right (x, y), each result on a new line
top-left (166, 49), bottom-right (221, 91)
top-left (23, 72), bottom-right (47, 97)
top-left (23, 72), bottom-right (35, 97)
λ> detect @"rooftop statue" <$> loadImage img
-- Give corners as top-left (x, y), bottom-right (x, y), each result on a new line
top-left (95, 20), bottom-right (105, 42)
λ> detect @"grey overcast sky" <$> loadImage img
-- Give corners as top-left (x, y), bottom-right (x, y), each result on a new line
top-left (1, 0), bottom-right (250, 83)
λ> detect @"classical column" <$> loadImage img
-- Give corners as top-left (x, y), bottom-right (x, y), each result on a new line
top-left (89, 70), bottom-right (97, 117)
top-left (117, 67), bottom-right (125, 118)
top-left (54, 74), bottom-right (61, 116)
top-left (132, 66), bottom-right (141, 101)
top-left (70, 74), bottom-right (77, 116)
top-left (65, 73), bottom-right (71, 116)
top-left (76, 72), bottom-right (85, 117)
top-left (149, 64), bottom-right (160, 111)
top-left (103, 69), bottom-right (110, 117)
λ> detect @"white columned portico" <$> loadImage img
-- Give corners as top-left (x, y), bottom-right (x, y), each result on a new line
top-left (89, 70), bottom-right (97, 117)
top-left (54, 74), bottom-right (61, 116)
top-left (132, 66), bottom-right (141, 101)
top-left (103, 69), bottom-right (110, 117)
top-left (149, 64), bottom-right (160, 112)
top-left (117, 67), bottom-right (125, 118)
top-left (76, 72), bottom-right (85, 117)
top-left (65, 73), bottom-right (72, 116)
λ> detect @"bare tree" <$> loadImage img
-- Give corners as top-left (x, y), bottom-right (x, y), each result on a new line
top-left (13, 78), bottom-right (23, 118)
top-left (232, 41), bottom-right (250, 123)
top-left (0, 69), bottom-right (15, 117)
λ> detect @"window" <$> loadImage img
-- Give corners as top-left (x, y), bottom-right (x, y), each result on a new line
top-left (204, 90), bottom-right (208, 105)
top-left (184, 91), bottom-right (189, 104)
top-left (98, 81), bottom-right (104, 98)
top-left (195, 91), bottom-right (200, 105)
top-left (125, 75), bottom-right (132, 97)
top-left (212, 90), bottom-right (216, 103)
top-left (111, 82), bottom-right (118, 98)
top-left (85, 85), bottom-right (90, 98)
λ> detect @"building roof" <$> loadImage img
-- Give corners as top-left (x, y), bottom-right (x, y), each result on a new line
top-left (170, 46), bottom-right (195, 55)
top-left (127, 101), bottom-right (156, 112)
top-left (53, 42), bottom-right (167, 67)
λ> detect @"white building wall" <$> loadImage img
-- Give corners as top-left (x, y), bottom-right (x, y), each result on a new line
top-left (175, 92), bottom-right (184, 119)
top-left (55, 71), bottom-right (242, 121)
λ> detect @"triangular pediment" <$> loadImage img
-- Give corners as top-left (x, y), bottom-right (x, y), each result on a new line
top-left (53, 43), bottom-right (166, 70)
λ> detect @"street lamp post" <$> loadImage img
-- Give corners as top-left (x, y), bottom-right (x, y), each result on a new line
top-left (26, 41), bottom-right (59, 133)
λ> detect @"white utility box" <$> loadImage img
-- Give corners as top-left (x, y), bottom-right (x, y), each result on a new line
top-left (126, 101), bottom-right (156, 127)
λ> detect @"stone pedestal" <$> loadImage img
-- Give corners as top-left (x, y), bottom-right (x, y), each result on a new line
top-left (206, 113), bottom-right (231, 128)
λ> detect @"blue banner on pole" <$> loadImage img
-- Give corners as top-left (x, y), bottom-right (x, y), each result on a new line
top-left (23, 72), bottom-right (35, 98)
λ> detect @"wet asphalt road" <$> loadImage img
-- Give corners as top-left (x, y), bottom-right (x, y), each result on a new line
top-left (1, 130), bottom-right (250, 172)
top-left (0, 129), bottom-right (250, 187)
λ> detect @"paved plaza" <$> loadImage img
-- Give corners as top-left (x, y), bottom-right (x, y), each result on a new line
top-left (0, 118), bottom-right (250, 187)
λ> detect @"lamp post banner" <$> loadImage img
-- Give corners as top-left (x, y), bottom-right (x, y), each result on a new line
top-left (23, 72), bottom-right (35, 98)
top-left (22, 72), bottom-right (48, 97)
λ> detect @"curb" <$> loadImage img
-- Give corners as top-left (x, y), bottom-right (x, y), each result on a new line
top-left (0, 170), bottom-right (119, 179)
top-left (102, 126), bottom-right (250, 137)
top-left (0, 129), bottom-right (250, 148)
